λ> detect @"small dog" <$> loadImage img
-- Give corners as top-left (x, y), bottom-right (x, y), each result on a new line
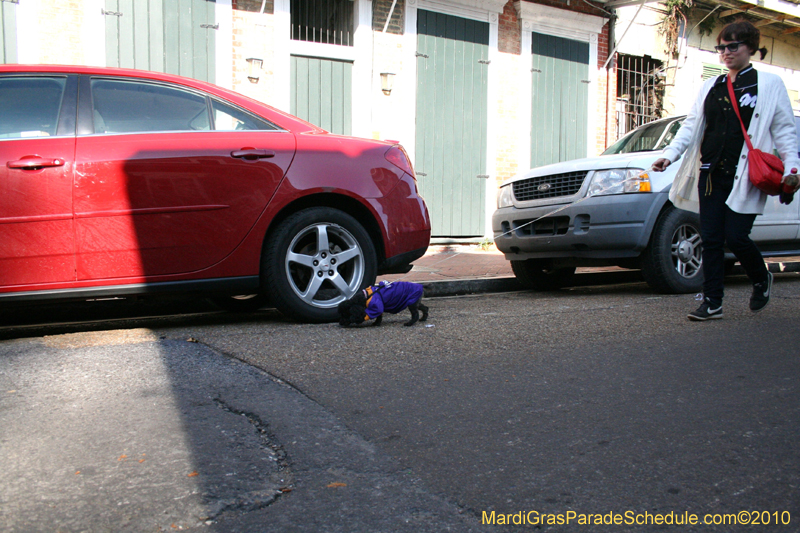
top-left (338, 280), bottom-right (429, 327)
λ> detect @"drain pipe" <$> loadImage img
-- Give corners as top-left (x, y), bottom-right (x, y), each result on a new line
top-left (605, 8), bottom-right (617, 148)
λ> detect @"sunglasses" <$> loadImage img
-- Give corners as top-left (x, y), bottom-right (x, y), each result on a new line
top-left (715, 41), bottom-right (745, 53)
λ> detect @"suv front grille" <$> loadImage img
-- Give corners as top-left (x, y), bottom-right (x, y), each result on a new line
top-left (513, 171), bottom-right (588, 201)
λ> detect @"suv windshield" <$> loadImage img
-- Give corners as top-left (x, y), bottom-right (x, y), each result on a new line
top-left (603, 119), bottom-right (683, 155)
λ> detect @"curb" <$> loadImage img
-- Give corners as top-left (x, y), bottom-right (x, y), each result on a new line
top-left (420, 261), bottom-right (800, 298)
top-left (422, 277), bottom-right (521, 297)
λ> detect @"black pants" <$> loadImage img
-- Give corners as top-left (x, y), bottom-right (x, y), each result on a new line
top-left (698, 171), bottom-right (768, 304)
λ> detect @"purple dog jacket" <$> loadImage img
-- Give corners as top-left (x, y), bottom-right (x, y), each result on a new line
top-left (363, 281), bottom-right (423, 320)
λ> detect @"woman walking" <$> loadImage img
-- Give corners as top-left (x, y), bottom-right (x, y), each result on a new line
top-left (652, 19), bottom-right (800, 321)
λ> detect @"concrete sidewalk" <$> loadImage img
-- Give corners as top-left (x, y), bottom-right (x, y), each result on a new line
top-left (378, 244), bottom-right (521, 296)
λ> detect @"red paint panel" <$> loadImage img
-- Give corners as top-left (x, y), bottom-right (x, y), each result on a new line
top-left (372, 172), bottom-right (431, 257)
top-left (74, 132), bottom-right (295, 280)
top-left (0, 137), bottom-right (76, 285)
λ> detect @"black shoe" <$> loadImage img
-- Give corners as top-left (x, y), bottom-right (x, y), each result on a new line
top-left (750, 271), bottom-right (773, 312)
top-left (688, 298), bottom-right (723, 321)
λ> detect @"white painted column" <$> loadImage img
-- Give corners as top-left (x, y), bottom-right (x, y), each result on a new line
top-left (518, 29), bottom-right (532, 174)
top-left (83, 0), bottom-right (105, 66)
top-left (352, 0), bottom-right (374, 138)
top-left (273, 0), bottom-right (292, 113)
top-left (484, 12), bottom-right (500, 239)
top-left (402, 0), bottom-right (420, 164)
top-left (15, 0), bottom-right (39, 64)
top-left (588, 33), bottom-right (600, 156)
top-left (215, 0), bottom-right (233, 89)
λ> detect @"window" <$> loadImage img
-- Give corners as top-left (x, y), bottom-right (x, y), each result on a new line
top-left (211, 99), bottom-right (279, 131)
top-left (291, 0), bottom-right (354, 46)
top-left (616, 54), bottom-right (665, 137)
top-left (0, 76), bottom-right (66, 138)
top-left (91, 79), bottom-right (210, 134)
top-left (603, 119), bottom-right (682, 155)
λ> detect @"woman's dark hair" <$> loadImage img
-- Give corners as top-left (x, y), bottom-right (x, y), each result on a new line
top-left (718, 19), bottom-right (768, 60)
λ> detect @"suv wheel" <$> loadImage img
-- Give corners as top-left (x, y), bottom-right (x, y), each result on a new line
top-left (264, 207), bottom-right (377, 322)
top-left (641, 206), bottom-right (703, 293)
top-left (511, 259), bottom-right (576, 291)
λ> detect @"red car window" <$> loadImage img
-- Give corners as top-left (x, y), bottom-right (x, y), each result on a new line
top-left (91, 78), bottom-right (210, 134)
top-left (0, 76), bottom-right (66, 138)
top-left (211, 99), bottom-right (279, 131)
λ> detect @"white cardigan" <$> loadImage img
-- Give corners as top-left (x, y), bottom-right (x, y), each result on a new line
top-left (663, 70), bottom-right (800, 214)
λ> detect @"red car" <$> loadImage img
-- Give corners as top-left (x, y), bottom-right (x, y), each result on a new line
top-left (0, 65), bottom-right (430, 322)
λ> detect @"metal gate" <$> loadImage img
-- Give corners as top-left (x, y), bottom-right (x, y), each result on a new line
top-left (1, 0), bottom-right (17, 64)
top-left (290, 55), bottom-right (353, 135)
top-left (103, 0), bottom-right (216, 83)
top-left (415, 9), bottom-right (489, 238)
top-left (615, 54), bottom-right (664, 137)
top-left (530, 32), bottom-right (589, 167)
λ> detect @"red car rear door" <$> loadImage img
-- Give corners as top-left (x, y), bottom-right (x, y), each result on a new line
top-left (73, 76), bottom-right (295, 281)
top-left (0, 75), bottom-right (77, 287)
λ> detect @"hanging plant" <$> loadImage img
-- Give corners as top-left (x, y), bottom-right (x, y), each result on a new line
top-left (660, 0), bottom-right (692, 58)
top-left (661, 0), bottom-right (718, 58)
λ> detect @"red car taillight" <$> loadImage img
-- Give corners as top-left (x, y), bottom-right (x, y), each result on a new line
top-left (384, 145), bottom-right (416, 179)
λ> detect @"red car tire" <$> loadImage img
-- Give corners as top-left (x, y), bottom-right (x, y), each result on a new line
top-left (264, 207), bottom-right (377, 322)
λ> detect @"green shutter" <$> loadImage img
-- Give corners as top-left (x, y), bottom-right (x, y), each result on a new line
top-left (290, 55), bottom-right (353, 135)
top-left (702, 63), bottom-right (726, 81)
top-left (1, 0), bottom-right (18, 64)
top-left (104, 0), bottom-right (215, 82)
top-left (531, 32), bottom-right (589, 167)
top-left (415, 10), bottom-right (489, 237)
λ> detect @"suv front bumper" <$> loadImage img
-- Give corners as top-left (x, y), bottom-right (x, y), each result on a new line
top-left (492, 192), bottom-right (667, 260)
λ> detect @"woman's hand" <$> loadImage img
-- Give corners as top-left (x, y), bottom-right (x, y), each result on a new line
top-left (782, 171), bottom-right (800, 193)
top-left (780, 170), bottom-right (799, 205)
top-left (651, 158), bottom-right (671, 172)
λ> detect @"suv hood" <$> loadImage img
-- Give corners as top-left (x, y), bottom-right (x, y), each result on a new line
top-left (503, 151), bottom-right (666, 186)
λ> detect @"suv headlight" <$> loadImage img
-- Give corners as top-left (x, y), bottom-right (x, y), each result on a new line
top-left (497, 184), bottom-right (514, 208)
top-left (588, 169), bottom-right (651, 196)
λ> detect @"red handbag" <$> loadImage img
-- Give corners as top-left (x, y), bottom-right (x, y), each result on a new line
top-left (726, 75), bottom-right (786, 196)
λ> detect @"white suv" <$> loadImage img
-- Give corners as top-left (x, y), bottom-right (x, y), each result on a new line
top-left (492, 116), bottom-right (800, 293)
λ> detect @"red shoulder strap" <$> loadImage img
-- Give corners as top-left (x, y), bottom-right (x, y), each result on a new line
top-left (726, 74), bottom-right (755, 152)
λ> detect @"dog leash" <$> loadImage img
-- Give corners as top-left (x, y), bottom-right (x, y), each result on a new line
top-left (391, 170), bottom-right (652, 282)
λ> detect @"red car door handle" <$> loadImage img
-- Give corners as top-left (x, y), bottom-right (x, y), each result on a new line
top-left (230, 149), bottom-right (275, 160)
top-left (8, 157), bottom-right (66, 170)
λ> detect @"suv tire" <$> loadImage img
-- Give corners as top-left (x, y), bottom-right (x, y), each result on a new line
top-left (641, 206), bottom-right (703, 294)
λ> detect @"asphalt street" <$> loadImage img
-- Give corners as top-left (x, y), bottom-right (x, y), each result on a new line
top-left (0, 329), bottom-right (480, 532)
top-left (1, 272), bottom-right (799, 532)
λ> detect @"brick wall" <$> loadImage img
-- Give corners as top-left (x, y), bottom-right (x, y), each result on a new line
top-left (499, 2), bottom-right (520, 55)
top-left (530, 0), bottom-right (609, 23)
top-left (373, 0), bottom-right (404, 35)
top-left (234, 0), bottom-right (273, 14)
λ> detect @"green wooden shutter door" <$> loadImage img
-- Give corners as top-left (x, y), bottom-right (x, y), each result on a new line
top-left (415, 10), bottom-right (488, 237)
top-left (104, 0), bottom-right (216, 82)
top-left (1, 1), bottom-right (18, 64)
top-left (531, 32), bottom-right (589, 167)
top-left (290, 56), bottom-right (353, 136)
